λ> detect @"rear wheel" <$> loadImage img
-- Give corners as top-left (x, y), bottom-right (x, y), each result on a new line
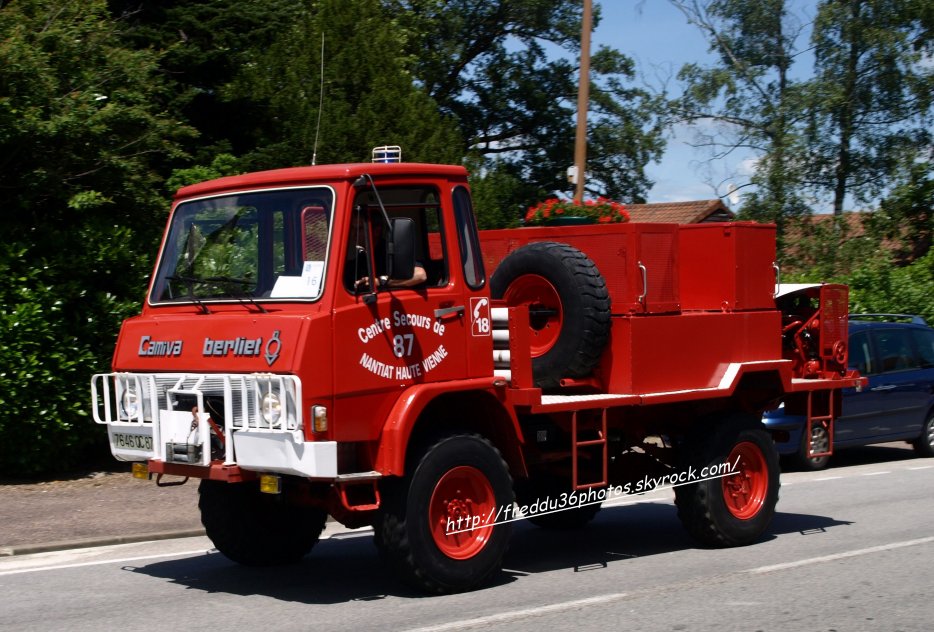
top-left (675, 417), bottom-right (780, 547)
top-left (375, 434), bottom-right (514, 593)
top-left (199, 480), bottom-right (327, 566)
top-left (913, 413), bottom-right (934, 458)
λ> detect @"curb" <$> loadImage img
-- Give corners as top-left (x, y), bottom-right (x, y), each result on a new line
top-left (0, 528), bottom-right (207, 557)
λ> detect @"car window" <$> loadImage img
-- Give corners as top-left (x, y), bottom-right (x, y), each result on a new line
top-left (873, 328), bottom-right (921, 372)
top-left (848, 330), bottom-right (875, 375)
top-left (912, 328), bottom-right (934, 368)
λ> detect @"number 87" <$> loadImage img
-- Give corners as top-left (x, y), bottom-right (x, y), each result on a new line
top-left (393, 334), bottom-right (414, 358)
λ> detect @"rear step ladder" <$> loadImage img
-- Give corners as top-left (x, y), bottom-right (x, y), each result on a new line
top-left (571, 409), bottom-right (608, 490)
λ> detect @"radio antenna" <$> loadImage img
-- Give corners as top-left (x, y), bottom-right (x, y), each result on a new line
top-left (311, 33), bottom-right (325, 166)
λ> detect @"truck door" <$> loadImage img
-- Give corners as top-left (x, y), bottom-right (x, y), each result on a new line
top-left (332, 185), bottom-right (468, 441)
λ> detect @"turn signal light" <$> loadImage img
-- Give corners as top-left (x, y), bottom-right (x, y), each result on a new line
top-left (131, 462), bottom-right (149, 480)
top-left (260, 474), bottom-right (282, 495)
top-left (312, 405), bottom-right (328, 433)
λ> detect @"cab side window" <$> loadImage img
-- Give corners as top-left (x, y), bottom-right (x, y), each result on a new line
top-left (452, 186), bottom-right (485, 290)
top-left (342, 186), bottom-right (448, 293)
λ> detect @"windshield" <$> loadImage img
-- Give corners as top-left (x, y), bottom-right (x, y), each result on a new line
top-left (150, 187), bottom-right (334, 304)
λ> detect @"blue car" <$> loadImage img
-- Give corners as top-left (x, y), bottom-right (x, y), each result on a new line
top-left (764, 315), bottom-right (934, 470)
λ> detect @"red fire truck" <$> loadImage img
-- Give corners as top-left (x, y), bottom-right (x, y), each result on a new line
top-left (92, 153), bottom-right (862, 593)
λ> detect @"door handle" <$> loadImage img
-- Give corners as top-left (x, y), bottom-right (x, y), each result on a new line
top-left (434, 305), bottom-right (465, 320)
top-left (637, 261), bottom-right (647, 304)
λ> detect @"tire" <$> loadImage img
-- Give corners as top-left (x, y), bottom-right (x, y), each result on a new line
top-left (794, 423), bottom-right (831, 471)
top-left (912, 413), bottom-right (934, 458)
top-left (199, 480), bottom-right (327, 566)
top-left (375, 434), bottom-right (514, 593)
top-left (675, 417), bottom-right (780, 548)
top-left (490, 242), bottom-right (610, 390)
top-left (517, 476), bottom-right (601, 530)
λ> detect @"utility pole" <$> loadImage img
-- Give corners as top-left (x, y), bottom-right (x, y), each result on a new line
top-left (573, 0), bottom-right (592, 204)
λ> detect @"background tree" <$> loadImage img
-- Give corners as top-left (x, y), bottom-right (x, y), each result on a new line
top-left (229, 0), bottom-right (463, 169)
top-left (671, 0), bottom-right (810, 233)
top-left (0, 0), bottom-right (193, 475)
top-left (113, 0), bottom-right (666, 214)
top-left (875, 160), bottom-right (934, 263)
top-left (108, 0), bottom-right (304, 165)
top-left (804, 0), bottom-right (933, 216)
top-left (385, 0), bottom-right (666, 210)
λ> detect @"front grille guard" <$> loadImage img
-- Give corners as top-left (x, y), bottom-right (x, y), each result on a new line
top-left (91, 372), bottom-right (303, 464)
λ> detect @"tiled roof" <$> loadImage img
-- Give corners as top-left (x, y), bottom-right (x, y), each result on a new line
top-left (783, 212), bottom-right (867, 243)
top-left (625, 199), bottom-right (734, 224)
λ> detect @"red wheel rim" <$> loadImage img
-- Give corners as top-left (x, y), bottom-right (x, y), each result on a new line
top-left (721, 441), bottom-right (769, 520)
top-left (428, 466), bottom-right (496, 560)
top-left (501, 274), bottom-right (563, 357)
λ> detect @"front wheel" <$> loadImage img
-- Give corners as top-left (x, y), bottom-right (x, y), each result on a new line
top-left (199, 480), bottom-right (327, 566)
top-left (375, 434), bottom-right (514, 593)
top-left (913, 413), bottom-right (934, 458)
top-left (675, 419), bottom-right (780, 548)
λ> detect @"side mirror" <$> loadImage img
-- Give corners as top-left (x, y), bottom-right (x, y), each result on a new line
top-left (388, 217), bottom-right (416, 281)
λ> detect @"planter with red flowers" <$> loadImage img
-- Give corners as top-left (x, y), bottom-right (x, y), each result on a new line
top-left (524, 197), bottom-right (629, 226)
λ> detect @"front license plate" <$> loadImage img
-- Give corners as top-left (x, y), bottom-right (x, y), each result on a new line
top-left (113, 433), bottom-right (153, 451)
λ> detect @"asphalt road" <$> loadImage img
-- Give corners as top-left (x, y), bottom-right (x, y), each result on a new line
top-left (2, 451), bottom-right (932, 632)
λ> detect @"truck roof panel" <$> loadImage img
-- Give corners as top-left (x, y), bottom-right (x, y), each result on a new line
top-left (174, 162), bottom-right (469, 200)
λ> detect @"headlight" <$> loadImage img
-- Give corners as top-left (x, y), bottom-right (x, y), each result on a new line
top-left (261, 390), bottom-right (282, 425)
top-left (122, 385), bottom-right (140, 419)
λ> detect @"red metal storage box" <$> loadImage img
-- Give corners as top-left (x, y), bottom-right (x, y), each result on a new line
top-left (678, 223), bottom-right (776, 311)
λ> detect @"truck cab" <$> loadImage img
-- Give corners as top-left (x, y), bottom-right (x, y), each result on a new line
top-left (94, 162), bottom-right (498, 481)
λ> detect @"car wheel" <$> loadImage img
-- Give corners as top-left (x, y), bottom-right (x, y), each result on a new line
top-left (912, 413), bottom-right (934, 458)
top-left (795, 423), bottom-right (831, 471)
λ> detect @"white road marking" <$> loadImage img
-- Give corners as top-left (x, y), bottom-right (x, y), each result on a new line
top-left (406, 536), bottom-right (934, 631)
top-left (746, 536), bottom-right (934, 575)
top-left (909, 465), bottom-right (934, 470)
top-left (0, 548), bottom-right (215, 577)
top-left (403, 593), bottom-right (629, 632)
top-left (861, 471), bottom-right (890, 476)
top-left (0, 522), bottom-right (371, 576)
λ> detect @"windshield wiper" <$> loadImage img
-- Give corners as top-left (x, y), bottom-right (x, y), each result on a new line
top-left (166, 275), bottom-right (211, 314)
top-left (166, 274), bottom-right (265, 313)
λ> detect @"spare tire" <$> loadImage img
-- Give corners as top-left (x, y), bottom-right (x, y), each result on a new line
top-left (490, 242), bottom-right (610, 389)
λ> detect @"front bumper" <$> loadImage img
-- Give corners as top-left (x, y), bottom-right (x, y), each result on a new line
top-left (91, 372), bottom-right (336, 478)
